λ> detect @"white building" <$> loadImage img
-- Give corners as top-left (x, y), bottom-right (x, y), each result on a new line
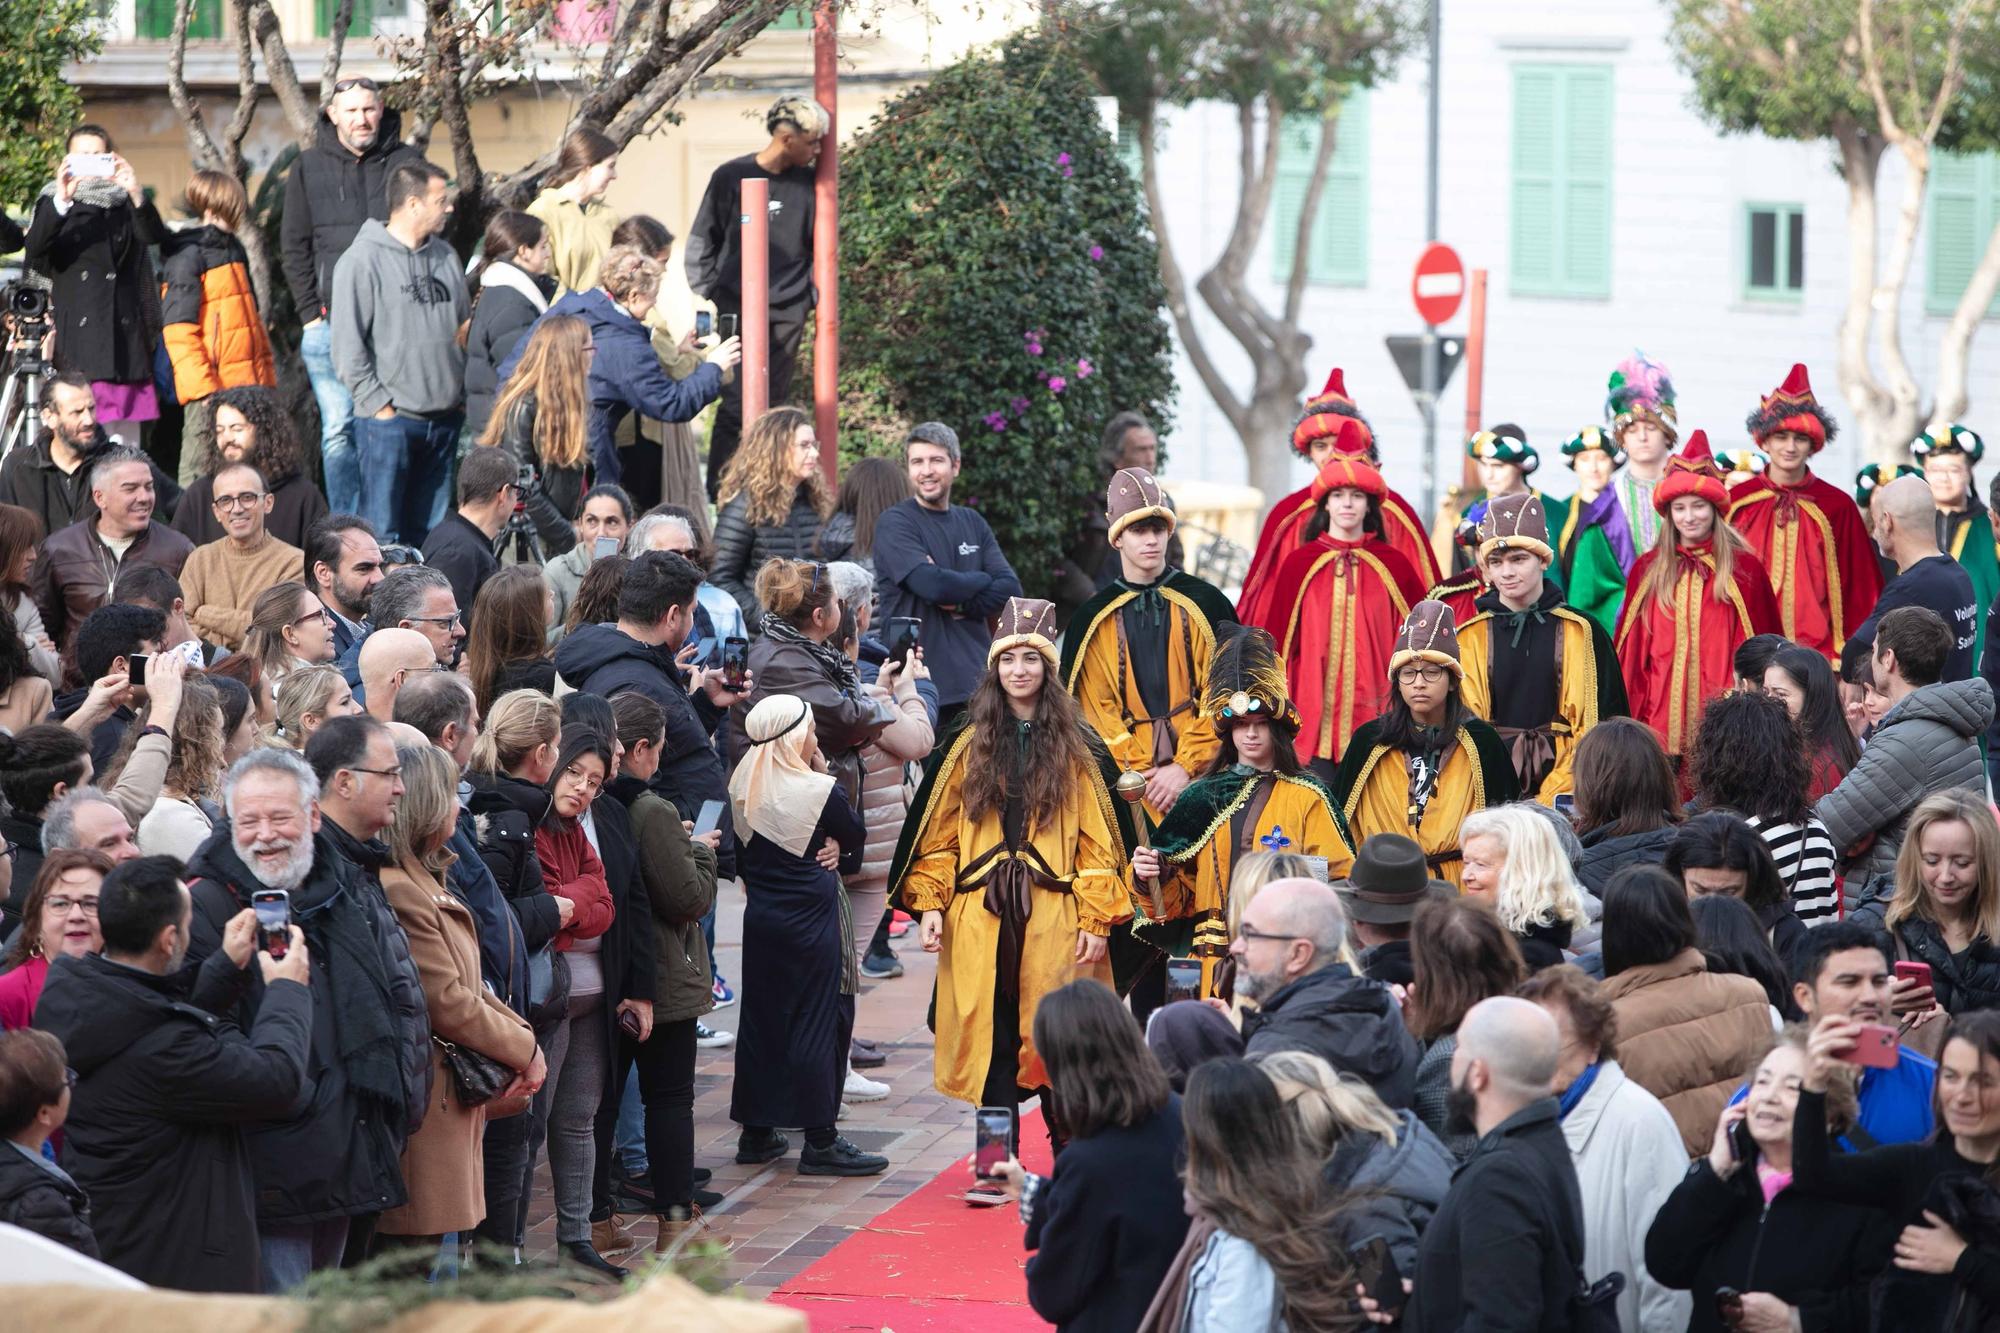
top-left (1146, 0), bottom-right (2000, 518)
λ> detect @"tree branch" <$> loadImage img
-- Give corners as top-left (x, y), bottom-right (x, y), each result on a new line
top-left (222, 0), bottom-right (259, 170)
top-left (1931, 215), bottom-right (2000, 428)
top-left (1138, 105), bottom-right (1245, 434)
top-left (321, 0), bottom-right (356, 106)
top-left (424, 0), bottom-right (483, 226)
top-left (167, 0), bottom-right (227, 171)
top-left (244, 0), bottom-right (319, 143)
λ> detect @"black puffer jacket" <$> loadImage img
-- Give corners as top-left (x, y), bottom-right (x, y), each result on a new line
top-left (467, 769), bottom-right (559, 951)
top-left (463, 263), bottom-right (553, 436)
top-left (1850, 876), bottom-right (2000, 1015)
top-left (182, 823), bottom-right (429, 1227)
top-left (1241, 962), bottom-right (1421, 1109)
top-left (279, 107), bottom-right (425, 321)
top-left (710, 489), bottom-right (827, 622)
top-left (1577, 822), bottom-right (1678, 895)
top-left (0, 1132), bottom-right (98, 1259)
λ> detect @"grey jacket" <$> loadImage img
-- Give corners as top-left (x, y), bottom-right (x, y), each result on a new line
top-left (1326, 1109), bottom-right (1455, 1277)
top-left (329, 218), bottom-right (470, 418)
top-left (1815, 677), bottom-right (1994, 882)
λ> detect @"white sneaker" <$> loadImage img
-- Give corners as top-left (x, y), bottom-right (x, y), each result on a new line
top-left (695, 1021), bottom-right (735, 1049)
top-left (843, 1067), bottom-right (890, 1102)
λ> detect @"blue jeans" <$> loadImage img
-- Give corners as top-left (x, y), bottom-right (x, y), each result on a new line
top-left (260, 1216), bottom-right (351, 1293)
top-left (614, 1074), bottom-right (647, 1176)
top-left (301, 321), bottom-right (359, 515)
top-left (356, 410), bottom-right (461, 544)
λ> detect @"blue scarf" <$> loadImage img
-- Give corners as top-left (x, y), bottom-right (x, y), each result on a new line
top-left (1558, 1061), bottom-right (1602, 1120)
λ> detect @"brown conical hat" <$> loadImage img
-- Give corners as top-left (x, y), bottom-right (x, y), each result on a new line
top-left (1106, 467), bottom-right (1176, 545)
top-left (1475, 492), bottom-right (1555, 567)
top-left (987, 597), bottom-right (1060, 667)
top-left (1387, 599), bottom-right (1463, 680)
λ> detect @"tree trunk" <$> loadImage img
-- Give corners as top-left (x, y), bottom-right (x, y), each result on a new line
top-left (1870, 138), bottom-right (1929, 456)
top-left (1833, 121), bottom-right (1908, 464)
top-left (1930, 218), bottom-right (2000, 431)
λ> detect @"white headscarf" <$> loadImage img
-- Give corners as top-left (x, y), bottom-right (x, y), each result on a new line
top-left (728, 694), bottom-right (835, 858)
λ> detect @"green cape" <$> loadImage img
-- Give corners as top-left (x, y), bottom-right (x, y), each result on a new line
top-left (1057, 567), bottom-right (1240, 688)
top-left (1323, 715), bottom-right (1521, 847)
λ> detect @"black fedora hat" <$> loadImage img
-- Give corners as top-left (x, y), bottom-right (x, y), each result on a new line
top-left (1336, 833), bottom-right (1452, 924)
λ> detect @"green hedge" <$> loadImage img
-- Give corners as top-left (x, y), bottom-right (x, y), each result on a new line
top-left (831, 31), bottom-right (1176, 596)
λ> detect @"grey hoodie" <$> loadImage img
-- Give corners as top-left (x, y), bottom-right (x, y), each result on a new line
top-left (1815, 675), bottom-right (1995, 882)
top-left (328, 217), bottom-right (470, 419)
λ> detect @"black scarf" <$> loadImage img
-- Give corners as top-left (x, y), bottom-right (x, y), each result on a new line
top-left (1115, 573), bottom-right (1170, 628)
top-left (760, 612), bottom-right (860, 692)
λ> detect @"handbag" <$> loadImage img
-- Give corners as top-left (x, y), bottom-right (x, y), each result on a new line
top-left (525, 941), bottom-right (571, 1028)
top-left (434, 1036), bottom-right (514, 1109)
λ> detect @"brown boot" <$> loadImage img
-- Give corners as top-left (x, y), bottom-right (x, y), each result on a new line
top-left (655, 1205), bottom-right (734, 1257)
top-left (591, 1215), bottom-right (640, 1259)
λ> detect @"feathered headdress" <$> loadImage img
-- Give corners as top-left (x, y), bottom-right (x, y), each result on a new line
top-left (1605, 351), bottom-right (1679, 442)
top-left (1201, 625), bottom-right (1299, 734)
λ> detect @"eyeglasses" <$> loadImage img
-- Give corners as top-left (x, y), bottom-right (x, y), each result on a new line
top-left (44, 895), bottom-right (99, 916)
top-left (291, 608), bottom-right (334, 629)
top-left (1396, 665), bottom-right (1449, 685)
top-left (347, 764), bottom-right (404, 781)
top-left (211, 491), bottom-right (266, 511)
top-left (406, 612), bottom-right (463, 629)
top-left (0, 839), bottom-right (19, 861)
top-left (1235, 922), bottom-right (1306, 945)
top-left (333, 76), bottom-right (381, 92)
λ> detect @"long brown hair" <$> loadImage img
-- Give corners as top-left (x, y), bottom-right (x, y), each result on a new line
top-left (826, 455), bottom-right (911, 560)
top-left (1571, 717), bottom-right (1682, 839)
top-left (959, 657), bottom-right (1097, 831)
top-left (1643, 499), bottom-right (1751, 608)
top-left (719, 406), bottom-right (831, 528)
top-left (0, 503), bottom-right (44, 602)
top-left (1032, 980), bottom-right (1169, 1139)
top-left (466, 567), bottom-right (552, 716)
top-left (1182, 1060), bottom-right (1354, 1332)
top-left (563, 554), bottom-right (629, 632)
top-left (544, 122), bottom-right (617, 189)
top-left (480, 315), bottom-right (590, 470)
top-left (243, 581), bottom-right (315, 680)
top-left (1405, 896), bottom-right (1527, 1040)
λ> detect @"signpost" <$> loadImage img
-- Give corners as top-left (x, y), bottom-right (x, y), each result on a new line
top-left (1409, 242), bottom-right (1465, 517)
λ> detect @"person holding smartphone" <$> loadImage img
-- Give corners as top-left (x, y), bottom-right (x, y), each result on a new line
top-left (1644, 1028), bottom-right (1892, 1333)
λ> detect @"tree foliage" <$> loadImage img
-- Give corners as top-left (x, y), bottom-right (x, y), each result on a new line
top-left (0, 0), bottom-right (102, 212)
top-left (834, 32), bottom-right (1177, 598)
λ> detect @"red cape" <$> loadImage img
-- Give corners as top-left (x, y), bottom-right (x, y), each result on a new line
top-left (1250, 534), bottom-right (1427, 765)
top-left (1726, 471), bottom-right (1882, 658)
top-left (1614, 541), bottom-right (1784, 756)
top-left (1239, 482), bottom-right (1441, 626)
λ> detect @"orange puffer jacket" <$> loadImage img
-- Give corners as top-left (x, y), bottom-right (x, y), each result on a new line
top-left (159, 224), bottom-right (276, 401)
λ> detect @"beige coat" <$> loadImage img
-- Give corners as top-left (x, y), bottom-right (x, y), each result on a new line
top-left (1599, 948), bottom-right (1772, 1155)
top-left (376, 859), bottom-right (536, 1237)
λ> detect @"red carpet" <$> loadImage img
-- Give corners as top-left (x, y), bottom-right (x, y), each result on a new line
top-left (771, 1109), bottom-right (1056, 1331)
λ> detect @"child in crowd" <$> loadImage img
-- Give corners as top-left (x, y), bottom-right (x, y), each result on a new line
top-left (0, 1028), bottom-right (98, 1258)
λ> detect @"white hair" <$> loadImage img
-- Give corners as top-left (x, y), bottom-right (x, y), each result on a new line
top-left (826, 560), bottom-right (872, 611)
top-left (222, 746), bottom-right (321, 819)
top-left (627, 512), bottom-right (695, 556)
top-left (1460, 806), bottom-right (1590, 935)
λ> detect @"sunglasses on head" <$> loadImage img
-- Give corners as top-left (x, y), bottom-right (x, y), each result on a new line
top-left (333, 76), bottom-right (381, 93)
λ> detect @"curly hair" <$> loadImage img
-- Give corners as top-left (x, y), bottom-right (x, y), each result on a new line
top-left (563, 553), bottom-right (629, 632)
top-left (1689, 689), bottom-right (1812, 825)
top-left (596, 244), bottom-right (662, 304)
top-left (202, 385), bottom-right (306, 488)
top-left (959, 655), bottom-right (1100, 833)
top-left (718, 406), bottom-right (832, 529)
top-left (101, 674), bottom-right (225, 804)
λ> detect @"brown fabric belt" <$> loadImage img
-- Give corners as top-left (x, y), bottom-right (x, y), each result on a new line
top-left (1495, 724), bottom-right (1558, 796)
top-left (958, 843), bottom-right (1068, 1003)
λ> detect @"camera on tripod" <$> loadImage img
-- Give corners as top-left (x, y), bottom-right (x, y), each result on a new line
top-left (2, 283), bottom-right (50, 322)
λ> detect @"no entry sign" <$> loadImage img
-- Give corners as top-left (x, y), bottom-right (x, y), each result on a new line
top-left (1411, 243), bottom-right (1465, 326)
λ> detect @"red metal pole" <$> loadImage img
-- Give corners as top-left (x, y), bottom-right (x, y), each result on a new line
top-left (812, 0), bottom-right (839, 484)
top-left (1460, 267), bottom-right (1488, 492)
top-left (740, 176), bottom-right (771, 425)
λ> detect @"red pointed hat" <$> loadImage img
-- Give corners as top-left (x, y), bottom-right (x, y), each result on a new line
top-left (1309, 424), bottom-right (1387, 502)
top-left (1292, 367), bottom-right (1378, 463)
top-left (1652, 429), bottom-right (1730, 515)
top-left (1745, 363), bottom-right (1838, 451)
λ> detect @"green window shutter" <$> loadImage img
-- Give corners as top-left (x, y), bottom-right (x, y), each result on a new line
top-left (316, 0), bottom-right (378, 38)
top-left (1928, 151), bottom-right (1995, 316)
top-left (1511, 64), bottom-right (1612, 298)
top-left (138, 0), bottom-right (220, 37)
top-left (1270, 92), bottom-right (1369, 288)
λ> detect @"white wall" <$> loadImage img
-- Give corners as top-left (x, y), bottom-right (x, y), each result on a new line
top-left (1151, 0), bottom-right (2000, 516)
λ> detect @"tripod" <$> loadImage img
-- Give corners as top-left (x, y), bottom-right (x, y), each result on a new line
top-left (498, 497), bottom-right (546, 567)
top-left (0, 323), bottom-right (52, 465)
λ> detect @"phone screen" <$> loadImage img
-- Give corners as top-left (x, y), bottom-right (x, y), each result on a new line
top-left (251, 890), bottom-right (290, 959)
top-left (1349, 1235), bottom-right (1404, 1314)
top-left (1164, 957), bottom-right (1202, 1004)
top-left (717, 312), bottom-right (740, 340)
top-left (692, 799), bottom-right (725, 840)
top-left (593, 535), bottom-right (621, 560)
top-left (721, 636), bottom-right (749, 688)
top-left (695, 310), bottom-right (713, 339)
top-left (128, 654), bottom-right (149, 687)
top-left (973, 1106), bottom-right (1013, 1181)
top-left (1553, 793), bottom-right (1576, 822)
top-left (885, 617), bottom-right (921, 668)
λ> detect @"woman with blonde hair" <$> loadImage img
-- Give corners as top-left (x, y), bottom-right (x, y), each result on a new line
top-left (1459, 804), bottom-right (1592, 970)
top-left (711, 408), bottom-right (834, 621)
top-left (270, 663), bottom-right (359, 750)
top-left (242, 581), bottom-right (337, 687)
top-left (480, 313), bottom-right (596, 527)
top-left (1852, 789), bottom-right (2000, 1028)
top-left (1253, 1048), bottom-right (1453, 1278)
top-left (128, 673), bottom-right (227, 862)
top-left (373, 743), bottom-right (542, 1252)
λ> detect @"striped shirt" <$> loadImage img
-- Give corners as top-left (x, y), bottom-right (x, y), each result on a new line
top-left (1745, 814), bottom-right (1841, 924)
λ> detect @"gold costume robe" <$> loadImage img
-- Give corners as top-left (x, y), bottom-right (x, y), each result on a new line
top-left (1326, 719), bottom-right (1519, 888)
top-left (1454, 605), bottom-right (1626, 804)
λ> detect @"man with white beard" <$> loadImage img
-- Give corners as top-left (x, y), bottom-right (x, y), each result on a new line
top-left (180, 744), bottom-right (430, 1290)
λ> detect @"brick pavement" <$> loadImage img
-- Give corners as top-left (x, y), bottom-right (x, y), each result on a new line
top-left (522, 878), bottom-right (992, 1304)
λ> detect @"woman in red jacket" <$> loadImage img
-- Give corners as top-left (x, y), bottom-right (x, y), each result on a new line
top-left (529, 725), bottom-right (620, 1274)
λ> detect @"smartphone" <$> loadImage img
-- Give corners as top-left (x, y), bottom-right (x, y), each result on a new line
top-left (1715, 1286), bottom-right (1744, 1326)
top-left (1894, 960), bottom-right (1934, 991)
top-left (973, 1105), bottom-right (1013, 1182)
top-left (593, 535), bottom-right (621, 560)
top-left (618, 1007), bottom-right (644, 1039)
top-left (1727, 1117), bottom-right (1756, 1166)
top-left (1164, 957), bottom-right (1202, 1004)
top-left (251, 888), bottom-right (291, 959)
top-left (1839, 1022), bottom-right (1901, 1069)
top-left (717, 312), bottom-right (740, 340)
top-left (1553, 792), bottom-right (1577, 822)
top-left (127, 653), bottom-right (149, 687)
top-left (692, 798), bottom-right (725, 840)
top-left (66, 152), bottom-right (116, 180)
top-left (1349, 1234), bottom-right (1406, 1316)
top-left (695, 310), bottom-right (713, 339)
top-left (721, 636), bottom-right (749, 689)
top-left (884, 616), bottom-right (921, 669)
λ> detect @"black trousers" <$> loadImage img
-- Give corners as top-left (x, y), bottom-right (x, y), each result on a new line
top-left (591, 1017), bottom-right (697, 1217)
top-left (474, 1106), bottom-right (531, 1248)
top-left (705, 302), bottom-right (809, 500)
top-left (977, 969), bottom-right (1067, 1154)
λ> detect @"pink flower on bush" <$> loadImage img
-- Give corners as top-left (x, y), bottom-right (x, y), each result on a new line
top-left (1076, 358), bottom-right (1094, 378)
top-left (1010, 396), bottom-right (1030, 416)
top-left (1049, 376), bottom-right (1068, 395)
top-left (1089, 244), bottom-right (1105, 261)
top-left (1023, 329), bottom-right (1044, 357)
top-left (984, 412), bottom-right (1008, 432)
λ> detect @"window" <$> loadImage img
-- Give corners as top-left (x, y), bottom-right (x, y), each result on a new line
top-left (1116, 114), bottom-right (1144, 187)
top-left (1744, 204), bottom-right (1804, 300)
top-left (1270, 92), bottom-right (1370, 288)
top-left (1928, 151), bottom-right (2000, 317)
top-left (1510, 63), bottom-right (1613, 299)
top-left (137, 0), bottom-right (220, 38)
top-left (316, 0), bottom-right (379, 37)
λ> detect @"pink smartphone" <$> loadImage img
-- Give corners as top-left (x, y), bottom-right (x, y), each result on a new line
top-left (1894, 960), bottom-right (1934, 991)
top-left (1840, 1023), bottom-right (1900, 1069)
